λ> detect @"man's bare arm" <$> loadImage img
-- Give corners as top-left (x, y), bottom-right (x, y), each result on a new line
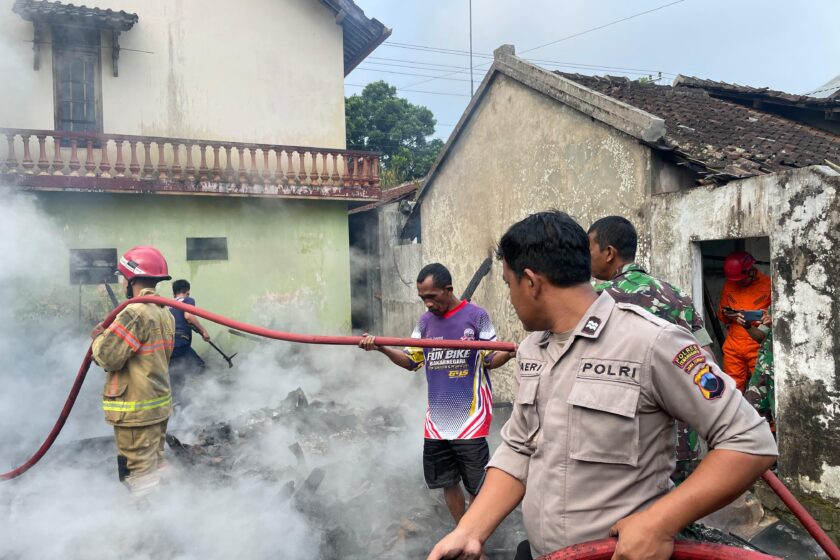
top-left (486, 348), bottom-right (517, 370)
top-left (358, 334), bottom-right (415, 370)
top-left (609, 449), bottom-right (775, 560)
top-left (184, 312), bottom-right (210, 341)
top-left (427, 468), bottom-right (525, 560)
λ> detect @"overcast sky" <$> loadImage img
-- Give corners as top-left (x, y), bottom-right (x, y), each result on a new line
top-left (347, 0), bottom-right (840, 139)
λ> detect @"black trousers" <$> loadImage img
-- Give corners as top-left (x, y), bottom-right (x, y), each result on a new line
top-left (514, 540), bottom-right (533, 560)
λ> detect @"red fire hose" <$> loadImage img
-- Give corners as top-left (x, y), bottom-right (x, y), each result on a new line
top-left (539, 538), bottom-right (782, 559)
top-left (0, 296), bottom-right (515, 481)
top-left (762, 470), bottom-right (840, 560)
top-left (2, 298), bottom-right (838, 560)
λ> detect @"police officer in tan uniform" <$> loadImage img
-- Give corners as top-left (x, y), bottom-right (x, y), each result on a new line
top-left (91, 246), bottom-right (175, 497)
top-left (427, 211), bottom-right (777, 560)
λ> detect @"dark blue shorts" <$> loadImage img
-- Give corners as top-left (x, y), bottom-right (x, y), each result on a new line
top-left (423, 437), bottom-right (489, 496)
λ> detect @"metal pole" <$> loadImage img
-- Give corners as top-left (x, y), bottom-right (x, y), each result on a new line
top-left (469, 0), bottom-right (474, 95)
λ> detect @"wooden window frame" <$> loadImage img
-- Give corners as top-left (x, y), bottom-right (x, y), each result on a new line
top-left (52, 29), bottom-right (104, 137)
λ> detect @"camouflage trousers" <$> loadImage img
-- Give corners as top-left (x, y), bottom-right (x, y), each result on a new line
top-left (672, 420), bottom-right (700, 484)
top-left (745, 336), bottom-right (775, 433)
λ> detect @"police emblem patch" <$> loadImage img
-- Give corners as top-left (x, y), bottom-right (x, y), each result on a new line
top-left (693, 364), bottom-right (725, 400)
top-left (581, 316), bottom-right (602, 336)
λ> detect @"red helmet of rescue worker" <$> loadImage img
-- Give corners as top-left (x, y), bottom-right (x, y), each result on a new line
top-left (118, 246), bottom-right (172, 281)
top-left (723, 251), bottom-right (756, 282)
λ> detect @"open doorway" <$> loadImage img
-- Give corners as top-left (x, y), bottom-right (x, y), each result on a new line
top-left (696, 237), bottom-right (771, 363)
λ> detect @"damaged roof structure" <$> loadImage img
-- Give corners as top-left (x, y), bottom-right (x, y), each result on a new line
top-left (556, 72), bottom-right (840, 181)
top-left (408, 48), bottom-right (840, 221)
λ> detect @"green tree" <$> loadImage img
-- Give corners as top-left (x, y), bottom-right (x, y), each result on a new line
top-left (346, 81), bottom-right (445, 186)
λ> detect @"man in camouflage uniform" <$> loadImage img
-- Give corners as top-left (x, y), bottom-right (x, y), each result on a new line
top-left (744, 311), bottom-right (774, 433)
top-left (588, 216), bottom-right (712, 483)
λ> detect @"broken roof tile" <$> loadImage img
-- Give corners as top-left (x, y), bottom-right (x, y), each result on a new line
top-left (557, 72), bottom-right (840, 180)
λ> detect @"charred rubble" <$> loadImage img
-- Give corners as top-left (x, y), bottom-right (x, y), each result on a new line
top-left (164, 387), bottom-right (524, 559)
top-left (16, 387), bottom-right (766, 559)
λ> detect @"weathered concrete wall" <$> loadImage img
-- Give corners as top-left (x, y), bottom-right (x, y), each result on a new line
top-left (378, 204), bottom-right (423, 338)
top-left (0, 0), bottom-right (346, 148)
top-left (420, 73), bottom-right (652, 401)
top-left (649, 174), bottom-right (778, 294)
top-left (32, 191), bottom-right (352, 353)
top-left (650, 166), bottom-right (840, 528)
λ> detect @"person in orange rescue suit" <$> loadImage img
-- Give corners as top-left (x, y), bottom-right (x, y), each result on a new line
top-left (718, 251), bottom-right (771, 393)
top-left (90, 246), bottom-right (175, 496)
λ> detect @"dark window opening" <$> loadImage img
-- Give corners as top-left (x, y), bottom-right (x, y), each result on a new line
top-left (52, 27), bottom-right (103, 136)
top-left (187, 237), bottom-right (229, 261)
top-left (70, 248), bottom-right (117, 285)
top-left (349, 212), bottom-right (381, 334)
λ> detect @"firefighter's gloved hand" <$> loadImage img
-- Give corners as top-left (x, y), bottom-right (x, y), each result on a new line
top-left (609, 509), bottom-right (675, 560)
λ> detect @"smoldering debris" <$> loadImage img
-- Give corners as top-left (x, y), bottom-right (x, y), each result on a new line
top-left (3, 385), bottom-right (522, 559)
top-left (162, 387), bottom-right (522, 559)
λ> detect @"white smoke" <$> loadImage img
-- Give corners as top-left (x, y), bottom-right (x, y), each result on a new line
top-left (0, 192), bottom-right (443, 559)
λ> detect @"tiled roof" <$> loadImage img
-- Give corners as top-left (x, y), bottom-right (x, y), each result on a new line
top-left (559, 72), bottom-right (840, 180)
top-left (674, 75), bottom-right (840, 107)
top-left (12, 0), bottom-right (138, 31)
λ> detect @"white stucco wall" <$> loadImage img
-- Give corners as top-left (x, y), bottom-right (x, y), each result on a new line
top-left (0, 0), bottom-right (346, 148)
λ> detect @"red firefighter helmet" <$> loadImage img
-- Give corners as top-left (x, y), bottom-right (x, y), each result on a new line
top-left (723, 251), bottom-right (756, 281)
top-left (117, 246), bottom-right (171, 281)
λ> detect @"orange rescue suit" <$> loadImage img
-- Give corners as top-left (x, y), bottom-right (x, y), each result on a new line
top-left (718, 269), bottom-right (771, 393)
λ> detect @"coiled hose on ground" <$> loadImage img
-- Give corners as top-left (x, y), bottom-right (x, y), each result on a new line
top-left (539, 538), bottom-right (782, 559)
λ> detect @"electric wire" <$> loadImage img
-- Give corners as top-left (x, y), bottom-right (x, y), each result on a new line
top-left (396, 0), bottom-right (687, 90)
top-left (382, 42), bottom-right (677, 76)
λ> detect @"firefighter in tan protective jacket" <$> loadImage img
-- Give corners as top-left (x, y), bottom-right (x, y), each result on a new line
top-left (91, 246), bottom-right (175, 496)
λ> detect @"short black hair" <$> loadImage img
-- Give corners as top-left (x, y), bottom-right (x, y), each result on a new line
top-left (172, 279), bottom-right (190, 295)
top-left (496, 210), bottom-right (591, 286)
top-left (587, 216), bottom-right (637, 261)
top-left (417, 263), bottom-right (452, 289)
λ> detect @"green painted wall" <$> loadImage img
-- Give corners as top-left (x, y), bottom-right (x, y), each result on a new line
top-left (34, 192), bottom-right (352, 353)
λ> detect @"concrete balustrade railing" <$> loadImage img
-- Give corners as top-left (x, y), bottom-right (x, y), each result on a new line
top-left (0, 128), bottom-right (381, 200)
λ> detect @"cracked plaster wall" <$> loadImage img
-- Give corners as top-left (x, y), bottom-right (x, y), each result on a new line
top-left (420, 74), bottom-right (651, 401)
top-left (650, 165), bottom-right (840, 509)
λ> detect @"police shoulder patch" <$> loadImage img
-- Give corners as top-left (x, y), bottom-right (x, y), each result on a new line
top-left (692, 364), bottom-right (725, 400)
top-left (672, 344), bottom-right (705, 373)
